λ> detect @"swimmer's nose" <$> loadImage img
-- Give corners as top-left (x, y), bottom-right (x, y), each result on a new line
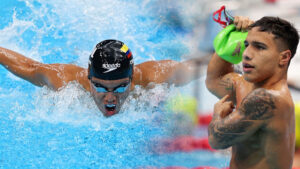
top-left (243, 48), bottom-right (252, 61)
top-left (104, 92), bottom-right (116, 104)
top-left (244, 55), bottom-right (252, 61)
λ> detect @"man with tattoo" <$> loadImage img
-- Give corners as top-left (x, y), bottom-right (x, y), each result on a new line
top-left (206, 16), bottom-right (299, 169)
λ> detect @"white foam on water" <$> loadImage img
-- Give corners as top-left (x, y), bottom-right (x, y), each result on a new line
top-left (0, 10), bottom-right (44, 62)
top-left (0, 0), bottom-right (139, 64)
top-left (1, 0), bottom-right (216, 128)
top-left (24, 0), bottom-right (185, 65)
top-left (15, 82), bottom-right (100, 128)
top-left (13, 82), bottom-right (180, 130)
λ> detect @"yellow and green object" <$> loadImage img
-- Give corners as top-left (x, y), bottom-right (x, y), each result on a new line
top-left (165, 94), bottom-right (198, 125)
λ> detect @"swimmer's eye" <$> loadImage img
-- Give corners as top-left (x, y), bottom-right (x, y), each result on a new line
top-left (91, 81), bottom-right (129, 93)
top-left (91, 82), bottom-right (108, 92)
top-left (113, 83), bottom-right (130, 93)
top-left (244, 41), bottom-right (249, 47)
top-left (95, 87), bottom-right (107, 93)
top-left (254, 44), bottom-right (266, 50)
top-left (253, 42), bottom-right (267, 50)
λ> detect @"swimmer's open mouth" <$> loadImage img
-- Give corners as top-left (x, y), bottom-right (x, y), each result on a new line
top-left (105, 104), bottom-right (117, 116)
top-left (243, 63), bottom-right (254, 68)
top-left (243, 63), bottom-right (255, 72)
top-left (105, 104), bottom-right (116, 111)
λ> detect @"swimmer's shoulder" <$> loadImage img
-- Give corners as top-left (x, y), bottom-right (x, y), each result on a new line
top-left (274, 88), bottom-right (294, 116)
top-left (231, 72), bottom-right (247, 85)
top-left (40, 63), bottom-right (90, 91)
top-left (133, 60), bottom-right (178, 87)
top-left (250, 88), bottom-right (291, 106)
top-left (63, 64), bottom-right (90, 91)
top-left (255, 88), bottom-right (295, 138)
top-left (252, 88), bottom-right (294, 119)
top-left (221, 71), bottom-right (248, 93)
top-left (134, 60), bottom-right (178, 75)
top-left (217, 71), bottom-right (246, 88)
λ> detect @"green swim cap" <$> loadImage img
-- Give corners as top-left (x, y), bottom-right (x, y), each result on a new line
top-left (213, 24), bottom-right (248, 64)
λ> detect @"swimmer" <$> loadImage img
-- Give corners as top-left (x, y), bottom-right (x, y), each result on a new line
top-left (0, 40), bottom-right (202, 117)
top-left (206, 16), bottom-right (299, 169)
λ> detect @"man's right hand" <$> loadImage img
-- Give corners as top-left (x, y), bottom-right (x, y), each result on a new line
top-left (206, 16), bottom-right (253, 101)
top-left (234, 16), bottom-right (254, 31)
top-left (214, 95), bottom-right (235, 118)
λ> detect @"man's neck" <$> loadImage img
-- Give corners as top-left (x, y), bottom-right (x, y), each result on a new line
top-left (253, 71), bottom-right (287, 90)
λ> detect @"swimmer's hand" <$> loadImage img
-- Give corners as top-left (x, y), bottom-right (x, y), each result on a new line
top-left (214, 95), bottom-right (235, 118)
top-left (234, 16), bottom-right (254, 31)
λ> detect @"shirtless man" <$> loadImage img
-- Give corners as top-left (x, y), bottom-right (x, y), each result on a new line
top-left (206, 16), bottom-right (299, 169)
top-left (0, 39), bottom-right (200, 117)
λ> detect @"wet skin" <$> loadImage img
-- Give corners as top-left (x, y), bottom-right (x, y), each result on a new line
top-left (89, 77), bottom-right (131, 117)
top-left (0, 46), bottom-right (202, 117)
top-left (242, 27), bottom-right (282, 84)
top-left (206, 19), bottom-right (295, 168)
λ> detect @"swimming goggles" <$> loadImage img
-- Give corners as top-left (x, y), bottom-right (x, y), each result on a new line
top-left (91, 81), bottom-right (130, 93)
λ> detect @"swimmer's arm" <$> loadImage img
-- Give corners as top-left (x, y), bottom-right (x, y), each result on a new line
top-left (208, 88), bottom-right (276, 149)
top-left (205, 52), bottom-right (238, 102)
top-left (133, 58), bottom-right (205, 87)
top-left (0, 47), bottom-right (89, 90)
top-left (167, 58), bottom-right (204, 86)
top-left (206, 16), bottom-right (253, 101)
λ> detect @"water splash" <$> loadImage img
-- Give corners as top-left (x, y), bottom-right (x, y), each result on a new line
top-left (0, 0), bottom-right (226, 168)
top-left (1, 82), bottom-right (181, 168)
top-left (13, 82), bottom-right (177, 130)
top-left (0, 0), bottom-right (191, 67)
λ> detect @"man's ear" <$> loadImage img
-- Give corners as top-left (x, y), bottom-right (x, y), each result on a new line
top-left (279, 49), bottom-right (291, 67)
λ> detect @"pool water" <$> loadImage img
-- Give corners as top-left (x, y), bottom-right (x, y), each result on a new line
top-left (0, 0), bottom-right (229, 168)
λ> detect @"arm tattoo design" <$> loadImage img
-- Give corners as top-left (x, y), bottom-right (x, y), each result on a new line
top-left (208, 88), bottom-right (276, 148)
top-left (218, 78), bottom-right (234, 92)
top-left (239, 89), bottom-right (276, 120)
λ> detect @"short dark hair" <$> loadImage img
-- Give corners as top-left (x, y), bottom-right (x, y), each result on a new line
top-left (249, 16), bottom-right (299, 60)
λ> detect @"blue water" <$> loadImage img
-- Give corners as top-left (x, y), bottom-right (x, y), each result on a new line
top-left (0, 0), bottom-right (229, 168)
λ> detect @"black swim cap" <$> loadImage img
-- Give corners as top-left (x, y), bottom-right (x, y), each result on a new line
top-left (88, 40), bottom-right (134, 80)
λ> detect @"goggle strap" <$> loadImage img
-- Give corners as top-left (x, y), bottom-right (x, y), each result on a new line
top-left (213, 5), bottom-right (234, 28)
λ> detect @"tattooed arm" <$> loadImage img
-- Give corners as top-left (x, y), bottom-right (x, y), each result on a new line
top-left (206, 17), bottom-right (253, 102)
top-left (205, 52), bottom-right (239, 102)
top-left (208, 88), bottom-right (276, 149)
